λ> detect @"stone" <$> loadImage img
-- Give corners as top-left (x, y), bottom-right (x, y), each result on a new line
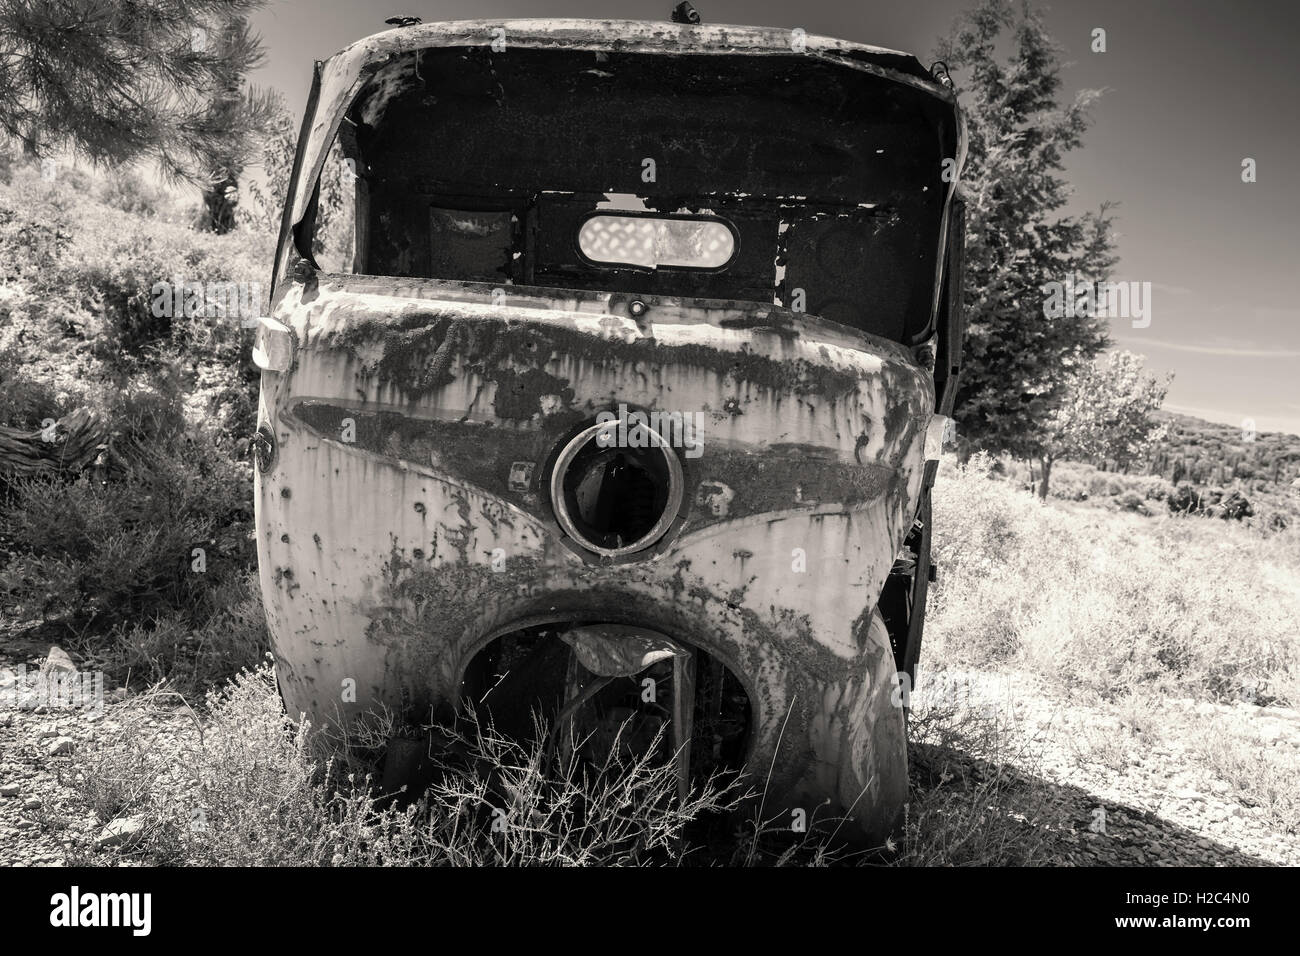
top-left (46, 737), bottom-right (75, 756)
top-left (94, 816), bottom-right (145, 851)
top-left (39, 646), bottom-right (77, 678)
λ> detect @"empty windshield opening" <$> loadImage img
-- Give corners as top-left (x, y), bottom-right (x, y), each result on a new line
top-left (296, 46), bottom-right (954, 345)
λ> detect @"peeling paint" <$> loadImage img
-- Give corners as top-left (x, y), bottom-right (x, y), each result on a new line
top-left (258, 14), bottom-right (963, 846)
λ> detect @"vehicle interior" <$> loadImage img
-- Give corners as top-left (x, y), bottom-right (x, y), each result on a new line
top-left (306, 45), bottom-right (957, 346)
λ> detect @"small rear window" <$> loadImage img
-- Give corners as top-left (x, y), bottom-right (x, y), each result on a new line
top-left (577, 214), bottom-right (736, 271)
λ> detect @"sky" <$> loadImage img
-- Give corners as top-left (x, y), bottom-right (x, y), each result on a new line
top-left (246, 0), bottom-right (1300, 436)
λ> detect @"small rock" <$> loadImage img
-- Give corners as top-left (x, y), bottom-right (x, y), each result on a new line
top-left (94, 816), bottom-right (145, 851)
top-left (22, 797), bottom-right (40, 810)
top-left (0, 783), bottom-right (20, 797)
top-left (40, 646), bottom-right (77, 678)
top-left (46, 737), bottom-right (75, 756)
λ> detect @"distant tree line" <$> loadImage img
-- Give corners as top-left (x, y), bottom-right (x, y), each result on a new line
top-left (1141, 415), bottom-right (1300, 489)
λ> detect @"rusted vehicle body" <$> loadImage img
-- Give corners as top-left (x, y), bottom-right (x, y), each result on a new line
top-left (253, 17), bottom-right (966, 844)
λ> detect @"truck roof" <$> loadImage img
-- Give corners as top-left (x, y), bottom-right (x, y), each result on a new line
top-left (323, 18), bottom-right (944, 92)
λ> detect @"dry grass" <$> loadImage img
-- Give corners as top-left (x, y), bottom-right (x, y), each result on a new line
top-left (61, 665), bottom-right (752, 866)
top-left (57, 662), bottom-right (1068, 866)
top-left (1182, 714), bottom-right (1298, 835)
top-left (927, 454), bottom-right (1300, 707)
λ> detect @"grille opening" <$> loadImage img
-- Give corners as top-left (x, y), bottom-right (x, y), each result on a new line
top-left (460, 624), bottom-right (752, 787)
top-left (551, 422), bottom-right (683, 556)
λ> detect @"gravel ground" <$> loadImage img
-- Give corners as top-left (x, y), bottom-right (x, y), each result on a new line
top-left (0, 645), bottom-right (198, 867)
top-left (913, 669), bottom-right (1300, 866)
top-left (2, 647), bottom-right (1297, 866)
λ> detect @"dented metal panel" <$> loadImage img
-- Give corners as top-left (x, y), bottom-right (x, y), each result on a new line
top-left (258, 16), bottom-right (966, 846)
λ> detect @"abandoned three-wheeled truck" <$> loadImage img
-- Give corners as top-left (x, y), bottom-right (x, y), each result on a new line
top-left (252, 16), bottom-right (966, 845)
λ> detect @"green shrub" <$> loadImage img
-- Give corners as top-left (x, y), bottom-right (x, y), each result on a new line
top-left (0, 161), bottom-right (267, 693)
top-left (1114, 490), bottom-right (1149, 515)
top-left (0, 162), bottom-right (269, 419)
top-left (112, 571), bottom-right (268, 692)
top-left (96, 170), bottom-right (169, 219)
top-left (0, 423), bottom-right (253, 628)
top-left (0, 346), bottom-right (68, 428)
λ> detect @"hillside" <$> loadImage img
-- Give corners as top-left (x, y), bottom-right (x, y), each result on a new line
top-left (1144, 411), bottom-right (1300, 488)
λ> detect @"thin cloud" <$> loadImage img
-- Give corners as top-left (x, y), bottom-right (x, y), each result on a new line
top-left (1125, 338), bottom-right (1300, 358)
top-left (1163, 403), bottom-right (1300, 438)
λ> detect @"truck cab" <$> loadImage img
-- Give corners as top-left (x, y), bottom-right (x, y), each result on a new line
top-left (253, 16), bottom-right (965, 844)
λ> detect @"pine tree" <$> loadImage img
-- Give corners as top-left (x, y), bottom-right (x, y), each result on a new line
top-left (193, 15), bottom-right (276, 233)
top-left (935, 0), bottom-right (1115, 460)
top-left (0, 0), bottom-right (271, 184)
